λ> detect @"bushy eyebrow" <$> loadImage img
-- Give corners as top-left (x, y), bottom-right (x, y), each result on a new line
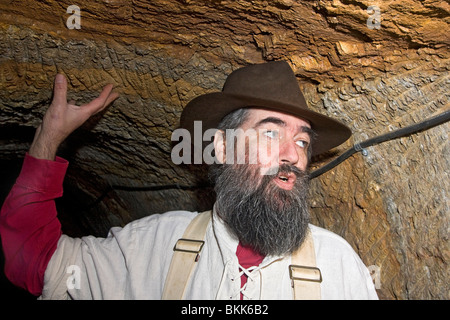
top-left (300, 126), bottom-right (316, 140)
top-left (254, 116), bottom-right (316, 139)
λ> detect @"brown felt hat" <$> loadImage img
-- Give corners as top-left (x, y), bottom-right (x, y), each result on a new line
top-left (180, 61), bottom-right (352, 157)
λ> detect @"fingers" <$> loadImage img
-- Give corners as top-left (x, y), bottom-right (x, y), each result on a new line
top-left (52, 72), bottom-right (119, 114)
top-left (52, 74), bottom-right (68, 105)
top-left (102, 91), bottom-right (120, 111)
top-left (84, 83), bottom-right (119, 115)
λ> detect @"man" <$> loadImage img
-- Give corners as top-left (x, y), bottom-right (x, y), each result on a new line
top-left (0, 61), bottom-right (378, 299)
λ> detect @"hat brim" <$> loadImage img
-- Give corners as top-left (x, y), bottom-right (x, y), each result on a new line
top-left (180, 92), bottom-right (352, 157)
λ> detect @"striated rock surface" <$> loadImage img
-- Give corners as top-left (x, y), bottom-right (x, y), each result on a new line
top-left (0, 0), bottom-right (448, 299)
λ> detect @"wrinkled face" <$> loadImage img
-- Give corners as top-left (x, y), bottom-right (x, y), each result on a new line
top-left (211, 108), bottom-right (314, 256)
top-left (240, 108), bottom-right (312, 173)
top-left (214, 108), bottom-right (313, 186)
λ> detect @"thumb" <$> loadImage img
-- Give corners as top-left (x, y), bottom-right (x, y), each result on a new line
top-left (52, 74), bottom-right (68, 105)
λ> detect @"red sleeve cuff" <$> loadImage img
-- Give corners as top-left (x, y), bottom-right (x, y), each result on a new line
top-left (16, 153), bottom-right (69, 195)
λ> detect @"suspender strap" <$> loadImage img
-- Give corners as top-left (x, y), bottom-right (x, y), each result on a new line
top-left (289, 230), bottom-right (322, 300)
top-left (162, 210), bottom-right (212, 300)
top-left (162, 211), bottom-right (321, 300)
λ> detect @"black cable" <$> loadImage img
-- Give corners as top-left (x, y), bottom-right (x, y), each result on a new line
top-left (87, 109), bottom-right (450, 209)
top-left (310, 109), bottom-right (450, 179)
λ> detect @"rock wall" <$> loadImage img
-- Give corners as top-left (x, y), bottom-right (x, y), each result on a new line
top-left (0, 0), bottom-right (448, 299)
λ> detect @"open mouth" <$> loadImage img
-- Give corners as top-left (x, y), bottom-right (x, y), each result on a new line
top-left (274, 171), bottom-right (296, 190)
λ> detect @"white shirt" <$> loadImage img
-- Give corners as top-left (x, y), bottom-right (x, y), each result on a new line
top-left (40, 209), bottom-right (378, 300)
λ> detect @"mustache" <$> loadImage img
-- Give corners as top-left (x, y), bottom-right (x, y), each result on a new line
top-left (275, 164), bottom-right (306, 176)
top-left (263, 163), bottom-right (310, 180)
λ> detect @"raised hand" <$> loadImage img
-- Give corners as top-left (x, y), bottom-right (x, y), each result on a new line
top-left (29, 74), bottom-right (119, 160)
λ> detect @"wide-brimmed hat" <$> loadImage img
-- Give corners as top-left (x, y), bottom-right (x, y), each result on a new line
top-left (180, 61), bottom-right (352, 157)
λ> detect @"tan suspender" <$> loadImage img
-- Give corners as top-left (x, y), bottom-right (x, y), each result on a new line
top-left (162, 210), bottom-right (322, 300)
top-left (289, 231), bottom-right (322, 299)
top-left (162, 210), bottom-right (212, 300)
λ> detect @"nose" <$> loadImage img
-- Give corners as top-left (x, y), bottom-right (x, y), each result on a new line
top-left (278, 140), bottom-right (299, 166)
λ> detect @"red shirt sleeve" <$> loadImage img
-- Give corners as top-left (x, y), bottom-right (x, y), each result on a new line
top-left (0, 153), bottom-right (68, 296)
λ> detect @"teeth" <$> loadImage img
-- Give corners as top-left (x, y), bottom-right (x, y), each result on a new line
top-left (279, 176), bottom-right (288, 181)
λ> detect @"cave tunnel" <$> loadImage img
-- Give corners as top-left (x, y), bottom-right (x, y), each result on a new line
top-left (0, 0), bottom-right (449, 300)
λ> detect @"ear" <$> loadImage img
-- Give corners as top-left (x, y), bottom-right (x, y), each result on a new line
top-left (213, 130), bottom-right (226, 164)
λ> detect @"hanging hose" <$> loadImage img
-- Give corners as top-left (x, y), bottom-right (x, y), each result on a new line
top-left (87, 109), bottom-right (450, 210)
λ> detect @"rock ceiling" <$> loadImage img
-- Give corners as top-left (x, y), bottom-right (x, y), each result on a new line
top-left (0, 0), bottom-right (449, 299)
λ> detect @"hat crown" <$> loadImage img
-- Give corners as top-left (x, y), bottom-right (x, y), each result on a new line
top-left (180, 61), bottom-right (352, 157)
top-left (222, 61), bottom-right (308, 109)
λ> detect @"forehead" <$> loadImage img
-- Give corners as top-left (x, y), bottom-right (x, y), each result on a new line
top-left (244, 108), bottom-right (311, 129)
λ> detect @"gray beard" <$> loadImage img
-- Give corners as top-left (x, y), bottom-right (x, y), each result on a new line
top-left (211, 163), bottom-right (311, 256)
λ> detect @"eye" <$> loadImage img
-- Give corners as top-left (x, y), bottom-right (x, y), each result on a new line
top-left (263, 130), bottom-right (279, 139)
top-left (296, 140), bottom-right (308, 148)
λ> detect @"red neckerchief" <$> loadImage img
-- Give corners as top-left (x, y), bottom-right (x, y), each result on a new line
top-left (235, 242), bottom-right (265, 300)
